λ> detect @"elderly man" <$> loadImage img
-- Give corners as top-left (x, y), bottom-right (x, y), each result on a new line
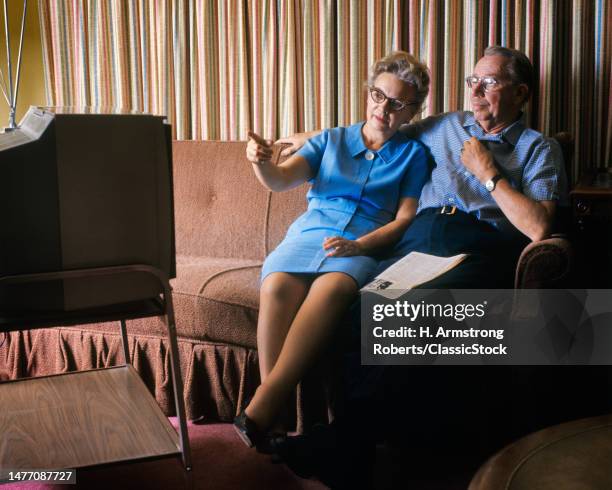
top-left (279, 45), bottom-right (566, 288)
top-left (272, 46), bottom-right (567, 489)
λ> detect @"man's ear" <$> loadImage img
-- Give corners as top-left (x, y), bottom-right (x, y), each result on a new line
top-left (515, 83), bottom-right (530, 105)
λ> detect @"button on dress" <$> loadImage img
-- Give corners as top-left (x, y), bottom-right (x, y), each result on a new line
top-left (261, 122), bottom-right (429, 287)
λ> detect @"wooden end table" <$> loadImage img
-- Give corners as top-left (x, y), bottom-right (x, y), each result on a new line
top-left (570, 171), bottom-right (612, 287)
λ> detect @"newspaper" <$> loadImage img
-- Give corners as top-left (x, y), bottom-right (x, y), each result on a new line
top-left (361, 251), bottom-right (468, 299)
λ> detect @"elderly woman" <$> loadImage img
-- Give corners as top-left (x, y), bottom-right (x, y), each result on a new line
top-left (235, 51), bottom-right (430, 448)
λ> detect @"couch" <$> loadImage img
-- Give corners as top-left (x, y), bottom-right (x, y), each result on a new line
top-left (0, 139), bottom-right (572, 431)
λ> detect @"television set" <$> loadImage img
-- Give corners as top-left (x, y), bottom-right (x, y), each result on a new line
top-left (0, 107), bottom-right (176, 313)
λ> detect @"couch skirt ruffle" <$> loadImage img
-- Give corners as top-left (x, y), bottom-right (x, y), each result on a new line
top-left (0, 327), bottom-right (333, 433)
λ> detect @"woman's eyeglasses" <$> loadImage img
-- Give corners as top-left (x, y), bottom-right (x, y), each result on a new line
top-left (368, 86), bottom-right (419, 112)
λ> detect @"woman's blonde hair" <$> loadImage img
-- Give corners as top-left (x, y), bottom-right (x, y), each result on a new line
top-left (368, 51), bottom-right (430, 110)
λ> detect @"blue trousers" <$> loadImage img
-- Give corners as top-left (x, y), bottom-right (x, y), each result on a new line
top-left (376, 207), bottom-right (528, 288)
top-left (329, 209), bottom-right (529, 486)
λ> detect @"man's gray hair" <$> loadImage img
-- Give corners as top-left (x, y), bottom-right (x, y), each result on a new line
top-left (484, 46), bottom-right (534, 100)
top-left (368, 51), bottom-right (430, 110)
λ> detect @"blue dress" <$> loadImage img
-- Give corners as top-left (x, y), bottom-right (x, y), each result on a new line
top-left (261, 122), bottom-right (429, 287)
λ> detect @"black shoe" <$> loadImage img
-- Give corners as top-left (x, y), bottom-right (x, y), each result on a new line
top-left (233, 410), bottom-right (265, 448)
top-left (257, 433), bottom-right (287, 455)
top-left (275, 423), bottom-right (376, 490)
top-left (273, 424), bottom-right (340, 483)
top-left (272, 433), bottom-right (318, 478)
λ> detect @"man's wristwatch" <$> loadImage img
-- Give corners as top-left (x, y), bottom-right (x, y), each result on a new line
top-left (485, 174), bottom-right (503, 192)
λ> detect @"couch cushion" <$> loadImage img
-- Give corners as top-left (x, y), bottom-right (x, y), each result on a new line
top-left (172, 255), bottom-right (262, 348)
top-left (173, 141), bottom-right (270, 261)
top-left (266, 183), bottom-right (308, 254)
top-left (72, 255), bottom-right (262, 349)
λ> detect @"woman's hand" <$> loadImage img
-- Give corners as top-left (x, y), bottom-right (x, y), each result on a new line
top-left (247, 131), bottom-right (274, 165)
top-left (246, 130), bottom-right (314, 192)
top-left (276, 131), bottom-right (319, 156)
top-left (323, 236), bottom-right (364, 257)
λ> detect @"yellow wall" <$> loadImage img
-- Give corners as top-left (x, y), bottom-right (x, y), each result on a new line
top-left (0, 0), bottom-right (45, 128)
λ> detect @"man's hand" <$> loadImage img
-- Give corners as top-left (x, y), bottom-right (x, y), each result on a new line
top-left (247, 130), bottom-right (274, 165)
top-left (323, 236), bottom-right (364, 257)
top-left (460, 136), bottom-right (557, 241)
top-left (276, 131), bottom-right (317, 156)
top-left (460, 137), bottom-right (498, 184)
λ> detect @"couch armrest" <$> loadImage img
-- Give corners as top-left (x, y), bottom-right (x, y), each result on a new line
top-left (514, 235), bottom-right (573, 288)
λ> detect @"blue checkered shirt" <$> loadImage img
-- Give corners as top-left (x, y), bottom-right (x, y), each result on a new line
top-left (401, 111), bottom-right (567, 234)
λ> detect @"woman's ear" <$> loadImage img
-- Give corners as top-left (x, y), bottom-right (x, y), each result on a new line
top-left (401, 106), bottom-right (419, 125)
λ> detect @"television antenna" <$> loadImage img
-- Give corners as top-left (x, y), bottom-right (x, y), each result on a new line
top-left (1, 0), bottom-right (27, 132)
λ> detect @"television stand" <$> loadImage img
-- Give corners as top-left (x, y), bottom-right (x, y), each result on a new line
top-left (0, 265), bottom-right (191, 480)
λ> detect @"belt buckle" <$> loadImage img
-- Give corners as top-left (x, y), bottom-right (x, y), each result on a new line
top-left (440, 205), bottom-right (457, 215)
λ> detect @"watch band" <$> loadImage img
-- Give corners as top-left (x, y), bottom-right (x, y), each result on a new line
top-left (486, 174), bottom-right (503, 192)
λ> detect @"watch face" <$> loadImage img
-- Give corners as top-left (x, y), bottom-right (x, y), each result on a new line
top-left (486, 180), bottom-right (495, 191)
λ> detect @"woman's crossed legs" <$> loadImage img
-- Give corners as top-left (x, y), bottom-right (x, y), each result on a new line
top-left (245, 271), bottom-right (358, 432)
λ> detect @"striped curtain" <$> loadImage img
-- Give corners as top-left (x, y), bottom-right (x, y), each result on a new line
top-left (39, 0), bottom-right (612, 177)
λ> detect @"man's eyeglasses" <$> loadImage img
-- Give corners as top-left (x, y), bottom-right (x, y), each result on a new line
top-left (465, 76), bottom-right (502, 92)
top-left (368, 86), bottom-right (419, 112)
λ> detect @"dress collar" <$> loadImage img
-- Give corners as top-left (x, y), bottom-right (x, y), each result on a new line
top-left (347, 122), bottom-right (407, 163)
top-left (346, 122), bottom-right (368, 157)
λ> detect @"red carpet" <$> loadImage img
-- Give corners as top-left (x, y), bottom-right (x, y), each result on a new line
top-left (3, 418), bottom-right (477, 489)
top-left (4, 418), bottom-right (327, 490)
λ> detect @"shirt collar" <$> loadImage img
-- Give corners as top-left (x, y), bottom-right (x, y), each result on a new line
top-left (462, 111), bottom-right (525, 146)
top-left (347, 122), bottom-right (406, 163)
